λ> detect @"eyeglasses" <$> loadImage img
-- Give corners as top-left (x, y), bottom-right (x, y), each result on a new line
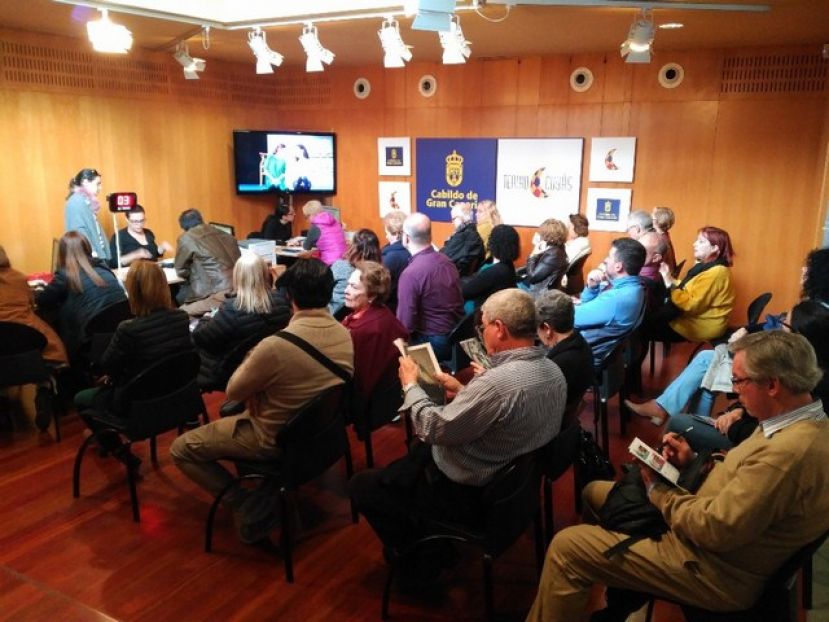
top-left (129, 219), bottom-right (146, 224)
top-left (730, 375), bottom-right (754, 388)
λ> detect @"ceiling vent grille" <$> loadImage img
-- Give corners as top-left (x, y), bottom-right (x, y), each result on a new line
top-left (720, 51), bottom-right (827, 96)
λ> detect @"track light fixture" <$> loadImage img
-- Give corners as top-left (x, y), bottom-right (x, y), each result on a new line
top-left (173, 42), bottom-right (206, 80)
top-left (86, 9), bottom-right (133, 54)
top-left (378, 18), bottom-right (413, 69)
top-left (620, 10), bottom-right (655, 64)
top-left (439, 15), bottom-right (471, 65)
top-left (299, 23), bottom-right (335, 73)
top-left (248, 27), bottom-right (284, 74)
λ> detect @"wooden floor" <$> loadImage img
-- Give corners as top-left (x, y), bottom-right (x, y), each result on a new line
top-left (0, 342), bottom-right (817, 621)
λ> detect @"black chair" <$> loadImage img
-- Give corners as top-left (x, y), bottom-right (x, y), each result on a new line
top-left (539, 417), bottom-right (583, 545)
top-left (592, 338), bottom-right (629, 456)
top-left (332, 305), bottom-right (350, 322)
top-left (79, 300), bottom-right (133, 372)
top-left (564, 253), bottom-right (591, 295)
top-left (0, 321), bottom-right (62, 440)
top-left (381, 450), bottom-right (544, 621)
top-left (198, 332), bottom-right (267, 394)
top-left (204, 385), bottom-right (356, 583)
top-left (445, 310), bottom-right (477, 373)
top-left (351, 367), bottom-right (403, 469)
top-left (73, 350), bottom-right (206, 522)
top-left (746, 291), bottom-right (773, 328)
top-left (641, 529), bottom-right (829, 622)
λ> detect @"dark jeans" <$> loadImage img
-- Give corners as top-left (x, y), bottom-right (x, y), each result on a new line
top-left (349, 444), bottom-right (484, 551)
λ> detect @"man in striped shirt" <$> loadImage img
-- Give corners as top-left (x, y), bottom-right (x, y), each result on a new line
top-left (350, 288), bottom-right (566, 581)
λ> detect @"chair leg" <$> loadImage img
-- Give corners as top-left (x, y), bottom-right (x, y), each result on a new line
top-left (364, 429), bottom-right (374, 469)
top-left (126, 461), bottom-right (140, 522)
top-left (483, 553), bottom-right (494, 622)
top-left (534, 509), bottom-right (545, 579)
top-left (543, 477), bottom-right (553, 545)
top-left (381, 562), bottom-right (397, 619)
top-left (600, 399), bottom-right (609, 458)
top-left (648, 341), bottom-right (656, 376)
top-left (52, 393), bottom-right (62, 442)
top-left (72, 433), bottom-right (98, 498)
top-left (343, 440), bottom-right (354, 480)
top-left (280, 488), bottom-right (294, 583)
top-left (803, 556), bottom-right (814, 609)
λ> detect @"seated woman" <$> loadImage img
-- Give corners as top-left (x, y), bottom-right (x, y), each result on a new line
top-left (564, 213), bottom-right (591, 265)
top-left (651, 206), bottom-right (677, 274)
top-left (301, 200), bottom-right (346, 265)
top-left (535, 289), bottom-right (594, 420)
top-left (646, 225), bottom-right (736, 343)
top-left (380, 210), bottom-right (411, 312)
top-left (475, 200), bottom-right (501, 256)
top-left (329, 229), bottom-right (381, 316)
top-left (74, 261), bottom-right (193, 469)
top-left (192, 254), bottom-right (291, 389)
top-left (35, 231), bottom-right (127, 361)
top-left (341, 261), bottom-right (408, 401)
top-left (441, 202), bottom-right (485, 276)
top-left (520, 218), bottom-right (568, 295)
top-left (109, 204), bottom-right (173, 267)
top-left (461, 224), bottom-right (519, 313)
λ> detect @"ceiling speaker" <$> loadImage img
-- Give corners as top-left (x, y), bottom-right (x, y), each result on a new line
top-left (658, 63), bottom-right (685, 89)
top-left (353, 77), bottom-right (371, 99)
top-left (569, 67), bottom-right (594, 93)
top-left (418, 74), bottom-right (437, 98)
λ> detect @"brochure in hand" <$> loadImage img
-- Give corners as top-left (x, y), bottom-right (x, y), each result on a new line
top-left (459, 337), bottom-right (492, 369)
top-left (628, 437), bottom-right (681, 486)
top-left (394, 338), bottom-right (445, 404)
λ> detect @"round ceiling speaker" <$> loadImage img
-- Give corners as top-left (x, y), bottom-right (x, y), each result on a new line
top-left (658, 63), bottom-right (685, 89)
top-left (353, 77), bottom-right (371, 99)
top-left (418, 74), bottom-right (437, 98)
top-left (569, 67), bottom-right (594, 93)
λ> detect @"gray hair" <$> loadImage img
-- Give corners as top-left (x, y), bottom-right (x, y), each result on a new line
top-left (482, 288), bottom-right (537, 340)
top-left (730, 330), bottom-right (823, 394)
top-left (535, 290), bottom-right (575, 333)
top-left (403, 212), bottom-right (431, 245)
top-left (627, 210), bottom-right (654, 236)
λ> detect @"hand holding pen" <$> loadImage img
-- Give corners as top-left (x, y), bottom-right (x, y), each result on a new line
top-left (661, 426), bottom-right (695, 468)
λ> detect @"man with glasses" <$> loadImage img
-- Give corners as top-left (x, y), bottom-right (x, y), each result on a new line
top-left (351, 288), bottom-right (565, 587)
top-left (109, 205), bottom-right (173, 267)
top-left (528, 330), bottom-right (829, 622)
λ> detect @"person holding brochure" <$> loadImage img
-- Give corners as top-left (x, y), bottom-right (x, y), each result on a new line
top-left (527, 330), bottom-right (829, 622)
top-left (350, 289), bottom-right (566, 587)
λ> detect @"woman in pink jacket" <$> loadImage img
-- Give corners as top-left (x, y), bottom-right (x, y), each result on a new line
top-left (301, 200), bottom-right (346, 265)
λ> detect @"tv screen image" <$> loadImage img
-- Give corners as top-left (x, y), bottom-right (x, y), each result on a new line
top-left (233, 130), bottom-right (336, 195)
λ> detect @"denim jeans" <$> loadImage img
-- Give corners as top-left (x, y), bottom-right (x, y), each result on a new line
top-left (655, 349), bottom-right (716, 417)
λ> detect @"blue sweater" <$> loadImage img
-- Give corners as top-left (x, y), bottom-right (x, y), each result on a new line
top-left (574, 275), bottom-right (645, 367)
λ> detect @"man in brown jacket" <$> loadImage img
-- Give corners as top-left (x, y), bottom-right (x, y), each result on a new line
top-left (528, 330), bottom-right (829, 621)
top-left (171, 259), bottom-right (354, 543)
top-left (174, 208), bottom-right (240, 314)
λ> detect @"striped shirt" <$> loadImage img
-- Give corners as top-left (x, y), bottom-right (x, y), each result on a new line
top-left (402, 345), bottom-right (566, 486)
top-left (760, 400), bottom-right (826, 438)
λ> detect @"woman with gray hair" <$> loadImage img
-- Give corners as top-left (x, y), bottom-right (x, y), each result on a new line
top-left (536, 290), bottom-right (594, 415)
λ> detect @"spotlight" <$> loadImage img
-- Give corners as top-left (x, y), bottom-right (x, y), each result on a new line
top-left (410, 0), bottom-right (456, 32)
top-left (248, 27), bottom-right (284, 75)
top-left (439, 16), bottom-right (471, 65)
top-left (173, 42), bottom-right (205, 80)
top-left (620, 11), bottom-right (655, 64)
top-left (378, 18), bottom-right (413, 69)
top-left (86, 9), bottom-right (132, 54)
top-left (299, 23), bottom-right (334, 73)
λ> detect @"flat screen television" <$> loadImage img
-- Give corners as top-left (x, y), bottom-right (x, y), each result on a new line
top-left (233, 130), bottom-right (336, 195)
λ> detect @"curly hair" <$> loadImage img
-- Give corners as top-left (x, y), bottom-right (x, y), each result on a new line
top-left (537, 218), bottom-right (568, 246)
top-left (569, 213), bottom-right (589, 237)
top-left (488, 225), bottom-right (520, 263)
top-left (802, 247), bottom-right (829, 302)
top-left (354, 260), bottom-right (391, 304)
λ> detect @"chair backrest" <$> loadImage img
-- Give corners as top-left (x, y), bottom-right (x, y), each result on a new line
top-left (353, 366), bottom-right (403, 435)
top-left (0, 322), bottom-right (50, 387)
top-left (538, 421), bottom-right (582, 482)
top-left (482, 451), bottom-right (542, 556)
top-left (672, 258), bottom-right (687, 279)
top-left (277, 385), bottom-right (348, 488)
top-left (85, 300), bottom-right (133, 336)
top-left (448, 310), bottom-right (477, 345)
top-left (747, 292), bottom-right (773, 327)
top-left (120, 350), bottom-right (201, 406)
top-left (595, 338), bottom-right (628, 401)
top-left (564, 253), bottom-right (591, 295)
top-left (216, 332), bottom-right (268, 388)
top-left (0, 321), bottom-right (47, 355)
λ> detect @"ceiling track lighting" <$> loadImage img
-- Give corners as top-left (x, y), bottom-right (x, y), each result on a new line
top-left (173, 42), bottom-right (206, 79)
top-left (620, 10), bottom-right (655, 64)
top-left (439, 15), bottom-right (471, 65)
top-left (378, 17), bottom-right (413, 68)
top-left (86, 8), bottom-right (133, 54)
top-left (299, 22), bottom-right (335, 72)
top-left (248, 27), bottom-right (284, 74)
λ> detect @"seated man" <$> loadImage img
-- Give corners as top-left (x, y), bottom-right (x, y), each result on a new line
top-left (527, 330), bottom-right (829, 621)
top-left (350, 289), bottom-right (566, 581)
top-left (575, 238), bottom-right (646, 367)
top-left (396, 212), bottom-right (464, 361)
top-left (440, 201), bottom-right (485, 276)
top-left (171, 258), bottom-right (354, 543)
top-left (174, 208), bottom-right (241, 316)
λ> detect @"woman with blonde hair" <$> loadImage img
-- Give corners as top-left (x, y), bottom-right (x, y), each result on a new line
top-left (193, 254), bottom-right (290, 388)
top-left (35, 231), bottom-right (126, 360)
top-left (381, 209), bottom-right (411, 312)
top-left (301, 200), bottom-right (347, 265)
top-left (651, 206), bottom-right (677, 273)
top-left (74, 260), bottom-right (193, 470)
top-left (520, 218), bottom-right (569, 294)
top-left (475, 200), bottom-right (501, 254)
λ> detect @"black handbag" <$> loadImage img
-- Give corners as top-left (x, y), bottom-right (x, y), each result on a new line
top-left (574, 429), bottom-right (615, 490)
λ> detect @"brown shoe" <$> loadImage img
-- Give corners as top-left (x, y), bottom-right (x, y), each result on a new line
top-left (624, 399), bottom-right (667, 426)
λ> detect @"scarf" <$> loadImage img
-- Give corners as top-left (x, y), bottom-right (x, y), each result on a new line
top-left (678, 256), bottom-right (729, 290)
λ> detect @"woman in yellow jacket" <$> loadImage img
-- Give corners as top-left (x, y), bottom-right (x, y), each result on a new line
top-left (650, 226), bottom-right (736, 342)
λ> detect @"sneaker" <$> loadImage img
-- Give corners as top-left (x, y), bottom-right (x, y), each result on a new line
top-left (34, 386), bottom-right (53, 432)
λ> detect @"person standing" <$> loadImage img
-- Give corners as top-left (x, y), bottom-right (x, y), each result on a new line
top-left (64, 168), bottom-right (110, 263)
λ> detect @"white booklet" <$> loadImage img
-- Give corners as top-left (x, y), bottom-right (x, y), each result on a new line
top-left (628, 437), bottom-right (681, 486)
top-left (459, 337), bottom-right (492, 369)
top-left (393, 338), bottom-right (445, 404)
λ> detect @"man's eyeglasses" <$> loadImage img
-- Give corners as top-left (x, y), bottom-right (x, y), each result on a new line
top-left (730, 375), bottom-right (754, 388)
top-left (129, 219), bottom-right (146, 224)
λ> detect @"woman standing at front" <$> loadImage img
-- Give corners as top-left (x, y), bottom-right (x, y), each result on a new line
top-left (65, 168), bottom-right (110, 263)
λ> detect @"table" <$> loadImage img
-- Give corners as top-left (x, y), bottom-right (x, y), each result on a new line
top-left (115, 264), bottom-right (184, 285)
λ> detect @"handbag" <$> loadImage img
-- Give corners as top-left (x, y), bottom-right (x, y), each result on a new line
top-left (574, 429), bottom-right (616, 490)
